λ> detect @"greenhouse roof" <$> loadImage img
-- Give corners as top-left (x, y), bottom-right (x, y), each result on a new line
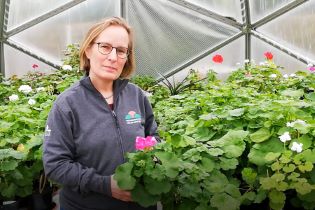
top-left (0, 0), bottom-right (314, 78)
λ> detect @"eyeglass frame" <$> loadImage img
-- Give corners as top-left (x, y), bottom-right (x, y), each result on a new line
top-left (94, 42), bottom-right (129, 59)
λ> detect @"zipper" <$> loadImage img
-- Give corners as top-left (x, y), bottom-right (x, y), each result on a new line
top-left (111, 110), bottom-right (126, 163)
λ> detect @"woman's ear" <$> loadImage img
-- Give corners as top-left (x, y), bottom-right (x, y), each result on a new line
top-left (85, 46), bottom-right (92, 59)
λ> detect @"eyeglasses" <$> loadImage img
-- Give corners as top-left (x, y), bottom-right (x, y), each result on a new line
top-left (94, 42), bottom-right (129, 59)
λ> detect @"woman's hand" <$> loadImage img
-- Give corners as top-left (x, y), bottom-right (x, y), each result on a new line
top-left (110, 175), bottom-right (132, 202)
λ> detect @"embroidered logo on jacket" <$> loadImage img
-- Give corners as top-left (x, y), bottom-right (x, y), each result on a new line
top-left (125, 111), bottom-right (141, 124)
top-left (45, 125), bottom-right (51, 136)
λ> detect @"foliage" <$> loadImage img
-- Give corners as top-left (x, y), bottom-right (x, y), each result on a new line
top-left (61, 43), bottom-right (80, 71)
top-left (0, 56), bottom-right (83, 200)
top-left (158, 69), bottom-right (206, 96)
top-left (115, 62), bottom-right (315, 210)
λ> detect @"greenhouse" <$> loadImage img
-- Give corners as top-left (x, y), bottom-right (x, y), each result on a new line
top-left (0, 0), bottom-right (315, 210)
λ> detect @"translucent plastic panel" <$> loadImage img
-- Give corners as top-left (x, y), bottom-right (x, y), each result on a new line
top-left (251, 36), bottom-right (307, 74)
top-left (258, 0), bottom-right (315, 63)
top-left (4, 44), bottom-right (56, 78)
top-left (127, 0), bottom-right (239, 78)
top-left (7, 0), bottom-right (71, 31)
top-left (185, 0), bottom-right (242, 22)
top-left (173, 36), bottom-right (245, 81)
top-left (10, 0), bottom-right (119, 66)
top-left (250, 0), bottom-right (294, 23)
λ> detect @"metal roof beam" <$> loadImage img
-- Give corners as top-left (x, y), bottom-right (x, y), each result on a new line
top-left (252, 0), bottom-right (308, 29)
top-left (240, 0), bottom-right (251, 60)
top-left (0, 0), bottom-right (10, 76)
top-left (6, 0), bottom-right (86, 37)
top-left (160, 31), bottom-right (244, 80)
top-left (5, 39), bottom-right (61, 69)
top-left (167, 0), bottom-right (243, 30)
top-left (251, 30), bottom-right (314, 65)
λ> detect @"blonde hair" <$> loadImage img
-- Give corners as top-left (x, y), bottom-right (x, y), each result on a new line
top-left (79, 17), bottom-right (135, 78)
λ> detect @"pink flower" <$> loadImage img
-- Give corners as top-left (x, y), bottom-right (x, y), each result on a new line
top-left (264, 52), bottom-right (273, 60)
top-left (308, 66), bottom-right (315, 72)
top-left (212, 54), bottom-right (223, 63)
top-left (135, 136), bottom-right (157, 151)
top-left (32, 64), bottom-right (39, 69)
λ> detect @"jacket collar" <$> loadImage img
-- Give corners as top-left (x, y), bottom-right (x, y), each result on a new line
top-left (79, 76), bottom-right (129, 100)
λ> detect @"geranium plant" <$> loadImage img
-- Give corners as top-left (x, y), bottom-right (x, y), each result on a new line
top-left (115, 61), bottom-right (315, 210)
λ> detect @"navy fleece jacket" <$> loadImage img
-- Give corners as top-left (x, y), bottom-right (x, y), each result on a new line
top-left (43, 76), bottom-right (159, 210)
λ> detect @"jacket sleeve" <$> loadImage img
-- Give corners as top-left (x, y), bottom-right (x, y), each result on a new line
top-left (143, 96), bottom-right (161, 142)
top-left (42, 103), bottom-right (112, 196)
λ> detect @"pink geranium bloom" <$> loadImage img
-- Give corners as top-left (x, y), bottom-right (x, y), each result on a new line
top-left (308, 66), bottom-right (315, 72)
top-left (32, 64), bottom-right (39, 69)
top-left (135, 136), bottom-right (157, 151)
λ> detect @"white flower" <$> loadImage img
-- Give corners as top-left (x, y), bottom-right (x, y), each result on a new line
top-left (291, 142), bottom-right (303, 153)
top-left (286, 122), bottom-right (294, 127)
top-left (283, 74), bottom-right (288, 78)
top-left (18, 85), bottom-right (32, 94)
top-left (269, 74), bottom-right (277, 78)
top-left (307, 63), bottom-right (313, 67)
top-left (259, 62), bottom-right (265, 66)
top-left (36, 87), bottom-right (45, 92)
top-left (286, 119), bottom-right (307, 128)
top-left (62, 65), bottom-right (72, 71)
top-left (279, 132), bottom-right (291, 143)
top-left (9, 94), bottom-right (19, 101)
top-left (236, 62), bottom-right (241, 66)
top-left (142, 90), bottom-right (152, 97)
top-left (244, 59), bottom-right (250, 63)
top-left (294, 119), bottom-right (307, 126)
top-left (28, 99), bottom-right (36, 105)
top-left (289, 73), bottom-right (296, 77)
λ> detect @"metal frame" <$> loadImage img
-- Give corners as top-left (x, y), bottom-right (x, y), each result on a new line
top-left (5, 39), bottom-right (60, 69)
top-left (252, 30), bottom-right (315, 66)
top-left (252, 0), bottom-right (309, 29)
top-left (0, 0), bottom-right (10, 76)
top-left (162, 0), bottom-right (310, 79)
top-left (2, 0), bottom-right (86, 76)
top-left (160, 32), bottom-right (244, 80)
top-left (6, 0), bottom-right (86, 37)
top-left (168, 0), bottom-right (243, 30)
top-left (1, 0), bottom-right (313, 77)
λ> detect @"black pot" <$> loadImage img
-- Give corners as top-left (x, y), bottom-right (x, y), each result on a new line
top-left (0, 201), bottom-right (19, 210)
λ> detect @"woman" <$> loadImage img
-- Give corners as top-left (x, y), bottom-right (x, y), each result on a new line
top-left (43, 17), bottom-right (159, 210)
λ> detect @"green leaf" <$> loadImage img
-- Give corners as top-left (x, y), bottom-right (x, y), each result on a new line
top-left (248, 138), bottom-right (284, 166)
top-left (283, 164), bottom-right (296, 173)
top-left (207, 148), bottom-right (224, 156)
top-left (241, 168), bottom-right (257, 186)
top-left (229, 108), bottom-right (244, 117)
top-left (281, 89), bottom-right (304, 98)
top-left (250, 128), bottom-right (271, 143)
top-left (131, 183), bottom-right (160, 207)
top-left (0, 148), bottom-right (26, 160)
top-left (210, 193), bottom-right (241, 210)
top-left (199, 157), bottom-right (215, 172)
top-left (143, 176), bottom-right (171, 195)
top-left (260, 177), bottom-right (277, 190)
top-left (1, 183), bottom-right (17, 199)
top-left (155, 151), bottom-right (181, 178)
top-left (114, 162), bottom-right (136, 190)
top-left (0, 160), bottom-right (18, 171)
top-left (265, 152), bottom-right (281, 162)
top-left (268, 190), bottom-right (286, 204)
top-left (303, 149), bottom-right (315, 163)
top-left (219, 157), bottom-right (238, 170)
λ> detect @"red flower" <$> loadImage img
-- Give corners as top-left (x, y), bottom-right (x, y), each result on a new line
top-left (212, 54), bottom-right (223, 64)
top-left (32, 64), bottom-right (39, 69)
top-left (264, 52), bottom-right (273, 60)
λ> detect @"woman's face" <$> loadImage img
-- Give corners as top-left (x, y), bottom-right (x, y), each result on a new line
top-left (86, 25), bottom-right (129, 82)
